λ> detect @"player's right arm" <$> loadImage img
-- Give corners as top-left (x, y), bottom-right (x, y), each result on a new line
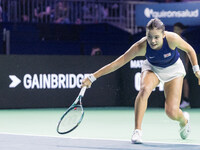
top-left (82, 37), bottom-right (147, 87)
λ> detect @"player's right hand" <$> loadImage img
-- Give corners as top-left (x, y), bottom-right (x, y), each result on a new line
top-left (81, 77), bottom-right (92, 88)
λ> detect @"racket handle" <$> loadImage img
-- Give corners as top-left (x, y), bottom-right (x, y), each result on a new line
top-left (80, 86), bottom-right (87, 97)
top-left (198, 78), bottom-right (200, 85)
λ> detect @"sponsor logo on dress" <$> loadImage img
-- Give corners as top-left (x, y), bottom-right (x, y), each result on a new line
top-left (164, 53), bottom-right (171, 58)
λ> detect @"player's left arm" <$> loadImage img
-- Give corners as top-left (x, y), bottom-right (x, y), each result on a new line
top-left (167, 31), bottom-right (200, 84)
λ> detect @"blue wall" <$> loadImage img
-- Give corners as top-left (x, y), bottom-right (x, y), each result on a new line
top-left (0, 23), bottom-right (133, 56)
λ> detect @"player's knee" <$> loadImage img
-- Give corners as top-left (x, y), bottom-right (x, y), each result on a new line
top-left (139, 86), bottom-right (152, 96)
top-left (165, 105), bottom-right (179, 120)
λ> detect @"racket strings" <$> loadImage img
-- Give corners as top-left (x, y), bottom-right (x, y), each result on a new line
top-left (58, 106), bottom-right (83, 133)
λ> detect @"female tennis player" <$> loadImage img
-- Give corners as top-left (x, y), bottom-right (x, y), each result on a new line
top-left (82, 18), bottom-right (200, 144)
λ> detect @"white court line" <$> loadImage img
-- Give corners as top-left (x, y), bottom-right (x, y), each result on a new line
top-left (0, 132), bottom-right (200, 146)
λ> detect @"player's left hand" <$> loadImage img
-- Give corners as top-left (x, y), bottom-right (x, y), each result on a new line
top-left (194, 70), bottom-right (200, 85)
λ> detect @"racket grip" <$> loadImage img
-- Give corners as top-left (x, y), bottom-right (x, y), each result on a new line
top-left (198, 78), bottom-right (200, 85)
top-left (80, 86), bottom-right (87, 97)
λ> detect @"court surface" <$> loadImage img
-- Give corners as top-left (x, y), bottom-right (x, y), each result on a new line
top-left (0, 107), bottom-right (200, 150)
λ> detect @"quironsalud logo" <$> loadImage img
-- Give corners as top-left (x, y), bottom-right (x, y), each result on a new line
top-left (144, 8), bottom-right (199, 18)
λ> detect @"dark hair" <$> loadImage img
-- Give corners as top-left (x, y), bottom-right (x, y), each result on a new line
top-left (173, 22), bottom-right (185, 29)
top-left (146, 18), bottom-right (165, 32)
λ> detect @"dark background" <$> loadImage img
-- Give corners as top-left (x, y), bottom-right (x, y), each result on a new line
top-left (0, 55), bottom-right (165, 109)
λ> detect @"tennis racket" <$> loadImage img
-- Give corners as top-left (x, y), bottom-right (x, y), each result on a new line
top-left (57, 86), bottom-right (87, 134)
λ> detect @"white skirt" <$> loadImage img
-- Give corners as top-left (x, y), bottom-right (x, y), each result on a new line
top-left (141, 58), bottom-right (186, 83)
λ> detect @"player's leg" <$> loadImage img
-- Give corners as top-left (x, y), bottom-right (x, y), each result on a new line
top-left (134, 71), bottom-right (160, 129)
top-left (164, 77), bottom-right (186, 125)
top-left (132, 71), bottom-right (160, 143)
top-left (164, 76), bottom-right (190, 139)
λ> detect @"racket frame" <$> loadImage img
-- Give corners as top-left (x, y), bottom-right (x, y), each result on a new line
top-left (57, 86), bottom-right (87, 134)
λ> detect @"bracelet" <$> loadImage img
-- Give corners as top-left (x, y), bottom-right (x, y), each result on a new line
top-left (192, 65), bottom-right (200, 73)
top-left (88, 74), bottom-right (97, 83)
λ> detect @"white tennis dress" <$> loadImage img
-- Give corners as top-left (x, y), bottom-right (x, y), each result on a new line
top-left (142, 58), bottom-right (186, 83)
